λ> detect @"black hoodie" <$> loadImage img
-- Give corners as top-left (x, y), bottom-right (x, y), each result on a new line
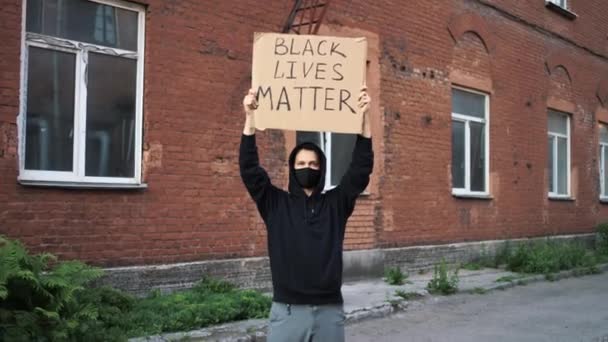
top-left (239, 133), bottom-right (373, 305)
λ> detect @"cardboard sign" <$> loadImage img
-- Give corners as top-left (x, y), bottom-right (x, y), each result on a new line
top-left (251, 32), bottom-right (367, 133)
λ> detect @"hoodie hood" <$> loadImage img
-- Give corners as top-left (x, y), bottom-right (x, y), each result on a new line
top-left (288, 141), bottom-right (326, 197)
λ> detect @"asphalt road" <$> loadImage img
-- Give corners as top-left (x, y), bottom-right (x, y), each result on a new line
top-left (346, 272), bottom-right (608, 342)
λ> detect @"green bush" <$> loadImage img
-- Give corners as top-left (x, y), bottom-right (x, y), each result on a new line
top-left (0, 235), bottom-right (110, 341)
top-left (384, 267), bottom-right (407, 285)
top-left (426, 259), bottom-right (459, 295)
top-left (0, 236), bottom-right (272, 341)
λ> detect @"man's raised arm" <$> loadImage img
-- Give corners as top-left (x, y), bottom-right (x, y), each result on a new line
top-left (337, 88), bottom-right (374, 208)
top-left (239, 89), bottom-right (278, 220)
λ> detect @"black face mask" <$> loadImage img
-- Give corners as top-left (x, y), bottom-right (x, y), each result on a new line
top-left (295, 167), bottom-right (321, 189)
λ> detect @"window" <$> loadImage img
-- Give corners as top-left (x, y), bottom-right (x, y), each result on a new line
top-left (547, 110), bottom-right (571, 197)
top-left (296, 132), bottom-right (357, 190)
top-left (451, 87), bottom-right (490, 196)
top-left (547, 0), bottom-right (567, 8)
top-left (599, 124), bottom-right (608, 200)
top-left (19, 0), bottom-right (145, 186)
top-left (545, 0), bottom-right (577, 19)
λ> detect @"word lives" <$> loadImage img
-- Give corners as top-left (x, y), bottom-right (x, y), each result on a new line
top-left (256, 37), bottom-right (356, 114)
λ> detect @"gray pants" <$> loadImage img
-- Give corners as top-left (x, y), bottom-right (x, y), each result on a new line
top-left (267, 302), bottom-right (345, 342)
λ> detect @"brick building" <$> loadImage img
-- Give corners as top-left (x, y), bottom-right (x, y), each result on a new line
top-left (1, 0), bottom-right (608, 293)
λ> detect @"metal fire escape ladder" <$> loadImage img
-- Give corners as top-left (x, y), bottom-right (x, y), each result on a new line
top-left (282, 0), bottom-right (333, 34)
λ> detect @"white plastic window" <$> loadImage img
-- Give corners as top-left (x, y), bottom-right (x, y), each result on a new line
top-left (451, 87), bottom-right (490, 196)
top-left (20, 0), bottom-right (145, 186)
top-left (599, 124), bottom-right (608, 199)
top-left (547, 110), bottom-right (571, 197)
top-left (295, 132), bottom-right (357, 190)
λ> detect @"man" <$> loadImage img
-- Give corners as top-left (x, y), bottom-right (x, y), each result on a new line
top-left (239, 87), bottom-right (373, 342)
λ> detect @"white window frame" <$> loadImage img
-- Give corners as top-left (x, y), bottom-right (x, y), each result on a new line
top-left (299, 132), bottom-right (337, 191)
top-left (324, 132), bottom-right (334, 190)
top-left (599, 124), bottom-right (608, 201)
top-left (451, 86), bottom-right (490, 197)
top-left (600, 143), bottom-right (608, 200)
top-left (546, 0), bottom-right (567, 9)
top-left (18, 0), bottom-right (146, 186)
top-left (547, 111), bottom-right (571, 198)
top-left (297, 131), bottom-right (361, 191)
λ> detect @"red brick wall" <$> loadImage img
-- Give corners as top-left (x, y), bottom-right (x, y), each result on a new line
top-left (1, 0), bottom-right (607, 266)
top-left (481, 0), bottom-right (608, 55)
top-left (0, 1), bottom-right (21, 210)
top-left (325, 0), bottom-right (608, 247)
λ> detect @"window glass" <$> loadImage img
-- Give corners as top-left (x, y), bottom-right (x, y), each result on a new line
top-left (547, 136), bottom-right (554, 192)
top-left (25, 46), bottom-right (75, 171)
top-left (26, 0), bottom-right (138, 50)
top-left (296, 131), bottom-right (322, 148)
top-left (557, 137), bottom-right (568, 195)
top-left (330, 133), bottom-right (356, 185)
top-left (85, 53), bottom-right (137, 177)
top-left (599, 124), bottom-right (608, 144)
top-left (452, 120), bottom-right (465, 189)
top-left (470, 121), bottom-right (485, 192)
top-left (603, 147), bottom-right (608, 197)
top-left (452, 89), bottom-right (485, 119)
top-left (548, 110), bottom-right (568, 135)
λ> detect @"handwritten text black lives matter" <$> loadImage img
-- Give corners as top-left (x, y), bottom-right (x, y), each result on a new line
top-left (256, 37), bottom-right (357, 114)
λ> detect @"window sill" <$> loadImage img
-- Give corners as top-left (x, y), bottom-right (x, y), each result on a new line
top-left (18, 180), bottom-right (148, 190)
top-left (452, 192), bottom-right (493, 200)
top-left (548, 195), bottom-right (575, 201)
top-left (600, 197), bottom-right (608, 204)
top-left (545, 2), bottom-right (577, 20)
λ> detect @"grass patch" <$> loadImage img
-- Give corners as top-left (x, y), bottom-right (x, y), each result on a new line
top-left (460, 262), bottom-right (482, 271)
top-left (121, 278), bottom-right (271, 338)
top-left (478, 229), bottom-right (608, 283)
top-left (426, 259), bottom-right (459, 295)
top-left (467, 242), bottom-right (513, 270)
top-left (544, 273), bottom-right (557, 282)
top-left (495, 275), bottom-right (520, 283)
top-left (384, 267), bottom-right (408, 286)
top-left (394, 290), bottom-right (423, 301)
top-left (571, 265), bottom-right (601, 276)
top-left (493, 240), bottom-right (514, 267)
top-left (506, 239), bottom-right (597, 274)
top-left (471, 287), bottom-right (487, 295)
